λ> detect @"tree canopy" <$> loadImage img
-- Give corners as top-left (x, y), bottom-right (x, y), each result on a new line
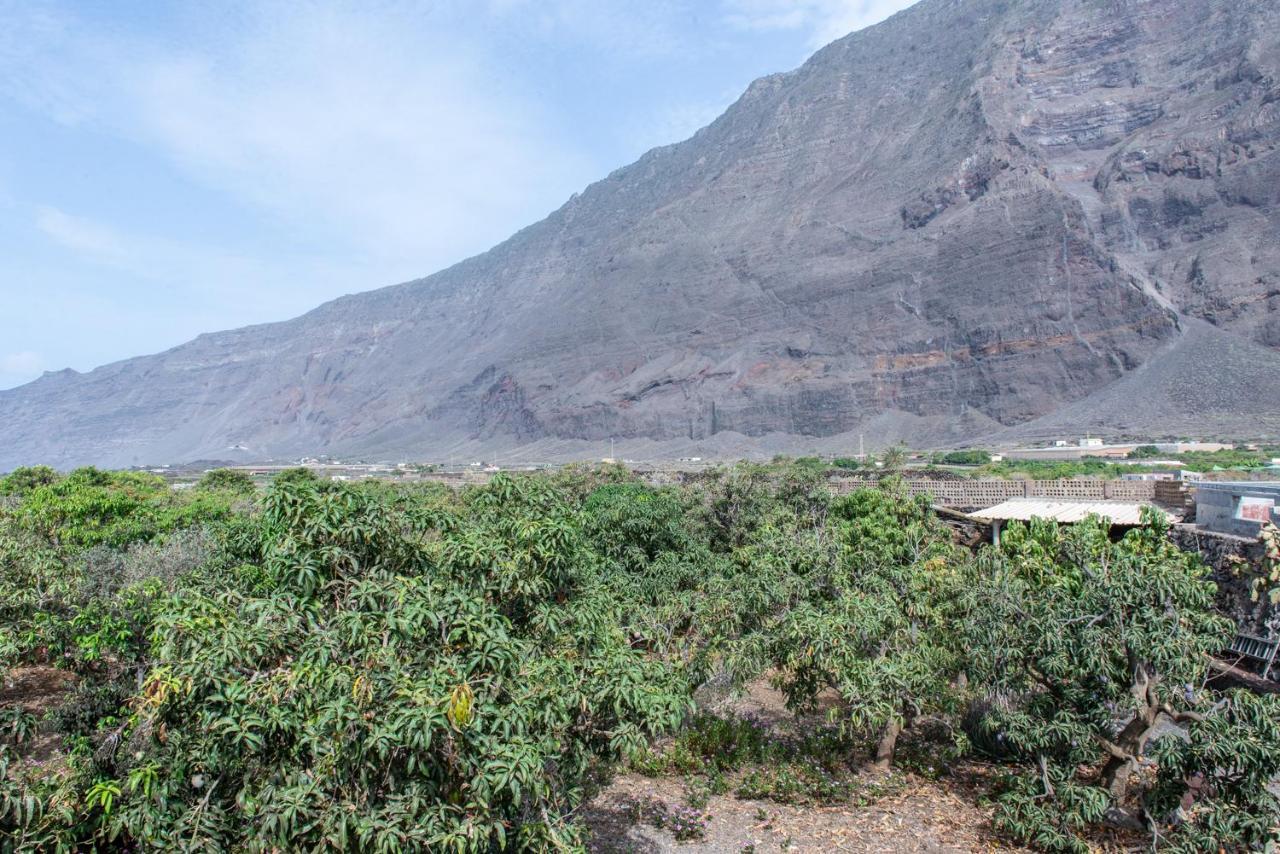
top-left (0, 463), bottom-right (1274, 851)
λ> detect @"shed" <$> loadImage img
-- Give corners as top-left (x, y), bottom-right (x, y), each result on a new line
top-left (971, 499), bottom-right (1165, 544)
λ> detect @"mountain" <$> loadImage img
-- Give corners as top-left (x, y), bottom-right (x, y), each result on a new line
top-left (3, 0), bottom-right (1279, 470)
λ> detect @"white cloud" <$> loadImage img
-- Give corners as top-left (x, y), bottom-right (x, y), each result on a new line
top-left (478, 0), bottom-right (692, 57)
top-left (1, 351), bottom-right (44, 375)
top-left (722, 0), bottom-right (920, 47)
top-left (131, 16), bottom-right (592, 261)
top-left (35, 206), bottom-right (128, 260)
top-left (26, 204), bottom-right (398, 325)
top-left (3, 3), bottom-right (598, 272)
top-left (0, 351), bottom-right (45, 388)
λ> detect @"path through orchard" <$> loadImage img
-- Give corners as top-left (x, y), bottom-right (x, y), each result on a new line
top-left (582, 680), bottom-right (1030, 853)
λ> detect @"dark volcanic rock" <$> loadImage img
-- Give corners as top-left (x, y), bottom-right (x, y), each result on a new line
top-left (3, 0), bottom-right (1280, 469)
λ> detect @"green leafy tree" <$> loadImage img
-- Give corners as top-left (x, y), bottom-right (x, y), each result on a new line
top-left (936, 450), bottom-right (989, 466)
top-left (89, 475), bottom-right (686, 850)
top-left (196, 468), bottom-right (255, 496)
top-left (963, 511), bottom-right (1232, 850)
top-left (879, 445), bottom-right (908, 472)
top-left (765, 484), bottom-right (963, 769)
top-left (0, 469), bottom-right (238, 671)
top-left (1147, 690), bottom-right (1280, 852)
top-left (3, 459), bottom-right (1277, 853)
top-left (271, 466), bottom-right (318, 487)
top-left (582, 482), bottom-right (689, 573)
top-left (0, 466), bottom-right (61, 496)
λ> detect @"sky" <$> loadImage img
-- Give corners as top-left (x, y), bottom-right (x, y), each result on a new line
top-left (0, 0), bottom-right (920, 390)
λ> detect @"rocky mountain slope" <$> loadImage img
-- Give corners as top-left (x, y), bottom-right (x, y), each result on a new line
top-left (3, 0), bottom-right (1279, 469)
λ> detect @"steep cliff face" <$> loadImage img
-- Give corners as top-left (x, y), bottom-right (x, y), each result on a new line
top-left (3, 0), bottom-right (1279, 469)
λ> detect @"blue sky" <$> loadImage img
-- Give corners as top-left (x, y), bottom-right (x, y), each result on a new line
top-left (0, 0), bottom-right (919, 389)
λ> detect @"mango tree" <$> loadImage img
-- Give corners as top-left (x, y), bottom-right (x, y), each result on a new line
top-left (963, 512), bottom-right (1231, 850)
top-left (765, 484), bottom-right (964, 769)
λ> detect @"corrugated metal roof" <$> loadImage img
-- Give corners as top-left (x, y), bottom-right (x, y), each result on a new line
top-left (971, 499), bottom-right (1164, 525)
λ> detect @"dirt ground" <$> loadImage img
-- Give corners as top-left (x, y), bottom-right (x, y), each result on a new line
top-left (582, 770), bottom-right (1020, 853)
top-left (582, 679), bottom-right (1026, 853)
top-left (1, 665), bottom-right (77, 765)
top-left (1, 665), bottom-right (77, 710)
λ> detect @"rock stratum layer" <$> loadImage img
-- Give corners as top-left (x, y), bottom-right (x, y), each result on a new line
top-left (4, 0), bottom-right (1280, 469)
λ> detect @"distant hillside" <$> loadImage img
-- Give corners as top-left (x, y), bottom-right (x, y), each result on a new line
top-left (3, 0), bottom-right (1278, 469)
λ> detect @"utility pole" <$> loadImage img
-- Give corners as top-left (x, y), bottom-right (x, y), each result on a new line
top-left (859, 433), bottom-right (865, 459)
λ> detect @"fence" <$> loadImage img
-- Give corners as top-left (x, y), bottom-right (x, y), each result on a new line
top-left (829, 478), bottom-right (1156, 508)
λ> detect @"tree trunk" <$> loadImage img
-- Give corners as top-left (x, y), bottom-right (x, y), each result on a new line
top-left (1100, 664), bottom-right (1161, 801)
top-left (873, 718), bottom-right (902, 772)
top-left (1099, 714), bottom-right (1151, 800)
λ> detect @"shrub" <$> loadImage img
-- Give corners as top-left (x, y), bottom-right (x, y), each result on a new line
top-left (271, 466), bottom-right (318, 486)
top-left (935, 450), bottom-right (989, 466)
top-left (2, 461), bottom-right (1277, 852)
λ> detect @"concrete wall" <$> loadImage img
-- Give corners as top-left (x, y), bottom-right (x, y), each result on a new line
top-left (1194, 482), bottom-right (1280, 538)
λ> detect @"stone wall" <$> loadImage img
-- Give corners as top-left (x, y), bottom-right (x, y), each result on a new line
top-left (1169, 524), bottom-right (1273, 635)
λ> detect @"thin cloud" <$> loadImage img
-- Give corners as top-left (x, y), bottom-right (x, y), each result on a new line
top-left (35, 206), bottom-right (128, 260)
top-left (0, 351), bottom-right (45, 388)
top-left (4, 3), bottom-right (598, 272)
top-left (127, 12), bottom-right (593, 261)
top-left (29, 205), bottom-right (398, 322)
top-left (722, 0), bottom-right (921, 47)
top-left (479, 0), bottom-right (694, 57)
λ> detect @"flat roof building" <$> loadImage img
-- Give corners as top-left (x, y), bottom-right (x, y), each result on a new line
top-left (1194, 482), bottom-right (1280, 538)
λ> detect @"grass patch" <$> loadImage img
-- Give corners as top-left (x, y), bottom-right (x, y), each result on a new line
top-left (631, 711), bottom-right (907, 807)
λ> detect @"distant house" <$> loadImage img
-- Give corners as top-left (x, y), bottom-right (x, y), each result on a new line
top-left (1078, 437), bottom-right (1104, 448)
